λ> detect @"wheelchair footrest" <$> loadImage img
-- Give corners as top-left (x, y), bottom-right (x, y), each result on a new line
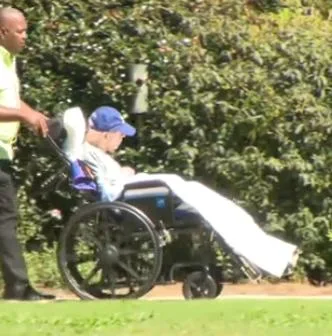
top-left (236, 255), bottom-right (263, 283)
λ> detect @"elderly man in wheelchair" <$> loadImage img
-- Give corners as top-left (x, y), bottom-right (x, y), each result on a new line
top-left (45, 106), bottom-right (300, 300)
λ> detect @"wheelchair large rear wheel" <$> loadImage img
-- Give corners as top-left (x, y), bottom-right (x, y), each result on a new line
top-left (57, 201), bottom-right (163, 300)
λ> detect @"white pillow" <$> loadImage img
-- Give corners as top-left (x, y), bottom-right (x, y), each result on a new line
top-left (62, 106), bottom-right (86, 161)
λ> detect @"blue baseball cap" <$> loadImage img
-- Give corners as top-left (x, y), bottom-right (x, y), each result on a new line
top-left (88, 106), bottom-right (136, 136)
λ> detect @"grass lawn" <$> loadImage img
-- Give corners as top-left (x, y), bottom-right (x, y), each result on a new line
top-left (1, 299), bottom-right (332, 336)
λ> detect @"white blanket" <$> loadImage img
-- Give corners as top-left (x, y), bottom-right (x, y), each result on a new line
top-left (122, 173), bottom-right (297, 278)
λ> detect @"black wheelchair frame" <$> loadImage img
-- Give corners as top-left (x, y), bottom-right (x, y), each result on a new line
top-left (42, 118), bottom-right (262, 300)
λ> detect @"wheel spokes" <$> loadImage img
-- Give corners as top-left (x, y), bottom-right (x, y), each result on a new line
top-left (116, 260), bottom-right (141, 280)
top-left (61, 204), bottom-right (161, 299)
top-left (82, 263), bottom-right (101, 287)
top-left (67, 253), bottom-right (95, 264)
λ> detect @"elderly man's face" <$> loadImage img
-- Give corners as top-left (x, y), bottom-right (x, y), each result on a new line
top-left (104, 131), bottom-right (125, 153)
top-left (0, 12), bottom-right (27, 54)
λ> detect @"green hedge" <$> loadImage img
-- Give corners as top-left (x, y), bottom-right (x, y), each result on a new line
top-left (2, 0), bottom-right (332, 285)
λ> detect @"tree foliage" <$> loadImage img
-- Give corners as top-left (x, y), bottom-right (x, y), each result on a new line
top-left (2, 0), bottom-right (332, 284)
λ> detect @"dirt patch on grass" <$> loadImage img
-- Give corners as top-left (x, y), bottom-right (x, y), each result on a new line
top-left (145, 282), bottom-right (332, 298)
top-left (38, 282), bottom-right (332, 300)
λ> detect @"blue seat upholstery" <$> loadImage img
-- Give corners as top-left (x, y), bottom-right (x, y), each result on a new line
top-left (70, 160), bottom-right (98, 193)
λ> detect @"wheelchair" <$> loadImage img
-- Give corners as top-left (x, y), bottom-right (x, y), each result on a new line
top-left (41, 118), bottom-right (262, 300)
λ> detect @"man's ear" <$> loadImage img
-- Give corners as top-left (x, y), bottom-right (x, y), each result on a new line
top-left (0, 26), bottom-right (7, 35)
top-left (0, 26), bottom-right (8, 41)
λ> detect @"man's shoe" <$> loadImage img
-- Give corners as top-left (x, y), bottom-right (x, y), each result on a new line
top-left (3, 283), bottom-right (56, 301)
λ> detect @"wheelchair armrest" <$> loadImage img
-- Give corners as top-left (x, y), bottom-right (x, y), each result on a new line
top-left (122, 180), bottom-right (172, 192)
top-left (120, 180), bottom-right (173, 200)
top-left (119, 179), bottom-right (175, 228)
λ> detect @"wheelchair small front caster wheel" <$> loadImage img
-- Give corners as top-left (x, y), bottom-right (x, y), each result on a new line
top-left (215, 282), bottom-right (224, 297)
top-left (182, 271), bottom-right (218, 299)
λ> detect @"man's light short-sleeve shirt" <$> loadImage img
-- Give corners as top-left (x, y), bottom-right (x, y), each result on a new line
top-left (0, 46), bottom-right (20, 160)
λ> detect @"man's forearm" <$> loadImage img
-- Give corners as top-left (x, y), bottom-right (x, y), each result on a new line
top-left (20, 100), bottom-right (35, 115)
top-left (0, 105), bottom-right (24, 122)
top-left (0, 100), bottom-right (37, 122)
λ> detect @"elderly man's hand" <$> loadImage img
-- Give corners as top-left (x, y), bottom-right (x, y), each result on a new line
top-left (22, 110), bottom-right (49, 137)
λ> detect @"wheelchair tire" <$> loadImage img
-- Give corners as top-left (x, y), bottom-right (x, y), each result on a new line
top-left (182, 271), bottom-right (218, 300)
top-left (57, 201), bottom-right (163, 300)
top-left (215, 282), bottom-right (224, 297)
